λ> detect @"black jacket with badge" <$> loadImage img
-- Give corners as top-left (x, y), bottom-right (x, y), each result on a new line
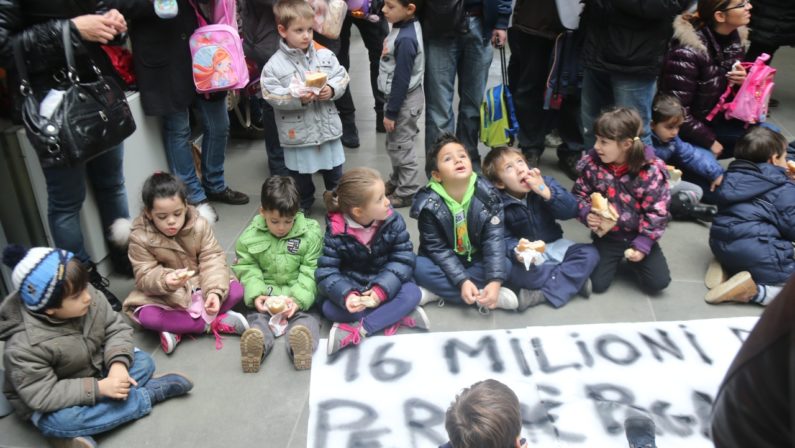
top-left (410, 176), bottom-right (508, 287)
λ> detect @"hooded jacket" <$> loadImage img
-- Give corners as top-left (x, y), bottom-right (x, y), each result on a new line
top-left (651, 133), bottom-right (725, 182)
top-left (659, 16), bottom-right (747, 149)
top-left (0, 286), bottom-right (133, 420)
top-left (123, 204), bottom-right (230, 318)
top-left (709, 160), bottom-right (795, 285)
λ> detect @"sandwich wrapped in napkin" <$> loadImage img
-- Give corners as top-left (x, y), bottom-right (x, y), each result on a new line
top-left (348, 294), bottom-right (379, 308)
top-left (514, 238), bottom-right (546, 270)
top-left (590, 192), bottom-right (619, 237)
top-left (288, 71), bottom-right (328, 97)
top-left (266, 296), bottom-right (292, 336)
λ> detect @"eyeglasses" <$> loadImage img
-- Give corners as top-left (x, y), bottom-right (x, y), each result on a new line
top-left (721, 0), bottom-right (750, 11)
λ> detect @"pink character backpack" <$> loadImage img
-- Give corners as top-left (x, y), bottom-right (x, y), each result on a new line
top-left (188, 0), bottom-right (249, 94)
top-left (707, 53), bottom-right (776, 125)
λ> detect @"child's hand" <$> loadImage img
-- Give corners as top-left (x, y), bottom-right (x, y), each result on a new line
top-left (710, 175), bottom-right (724, 192)
top-left (204, 293), bottom-right (221, 315)
top-left (345, 293), bottom-right (366, 314)
top-left (726, 62), bottom-right (747, 86)
top-left (586, 212), bottom-right (603, 232)
top-left (254, 295), bottom-right (269, 314)
top-left (317, 85), bottom-right (333, 101)
top-left (460, 280), bottom-right (480, 305)
top-left (165, 268), bottom-right (192, 289)
top-left (710, 140), bottom-right (724, 157)
top-left (99, 364), bottom-right (136, 400)
top-left (300, 92), bottom-right (316, 104)
top-left (383, 117), bottom-right (396, 133)
top-left (624, 248), bottom-right (646, 263)
top-left (283, 297), bottom-right (298, 318)
top-left (524, 169), bottom-right (551, 200)
top-left (478, 281), bottom-right (502, 309)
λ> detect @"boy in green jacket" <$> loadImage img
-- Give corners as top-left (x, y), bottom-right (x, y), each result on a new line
top-left (233, 176), bottom-right (323, 372)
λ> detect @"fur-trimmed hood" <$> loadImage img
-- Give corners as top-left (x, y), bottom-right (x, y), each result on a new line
top-left (671, 14), bottom-right (749, 56)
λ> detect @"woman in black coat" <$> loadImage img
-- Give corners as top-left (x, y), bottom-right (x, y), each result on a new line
top-left (745, 0), bottom-right (795, 64)
top-left (0, 0), bottom-right (130, 309)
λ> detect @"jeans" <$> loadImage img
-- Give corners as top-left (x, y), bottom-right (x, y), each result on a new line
top-left (290, 164), bottom-right (344, 211)
top-left (414, 255), bottom-right (512, 305)
top-left (42, 144), bottom-right (129, 264)
top-left (581, 68), bottom-right (657, 148)
top-left (162, 94), bottom-right (230, 204)
top-left (321, 283), bottom-right (421, 334)
top-left (32, 351), bottom-right (156, 438)
top-left (258, 98), bottom-right (288, 176)
top-left (424, 16), bottom-right (493, 165)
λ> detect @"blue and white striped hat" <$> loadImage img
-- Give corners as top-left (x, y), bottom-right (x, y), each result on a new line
top-left (3, 246), bottom-right (74, 311)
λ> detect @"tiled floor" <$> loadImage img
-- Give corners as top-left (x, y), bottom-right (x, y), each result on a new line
top-left (1, 32), bottom-right (793, 448)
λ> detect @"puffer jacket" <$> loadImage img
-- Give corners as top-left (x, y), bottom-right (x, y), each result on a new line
top-left (123, 205), bottom-right (230, 317)
top-left (232, 212), bottom-right (322, 310)
top-left (261, 39), bottom-right (350, 148)
top-left (659, 16), bottom-right (747, 149)
top-left (316, 210), bottom-right (416, 307)
top-left (709, 160), bottom-right (795, 285)
top-left (651, 132), bottom-right (724, 182)
top-left (747, 0), bottom-right (795, 48)
top-left (580, 0), bottom-right (689, 76)
top-left (500, 176), bottom-right (578, 256)
top-left (572, 147), bottom-right (671, 255)
top-left (410, 176), bottom-right (508, 287)
top-left (241, 0), bottom-right (278, 69)
top-left (0, 286), bottom-right (134, 420)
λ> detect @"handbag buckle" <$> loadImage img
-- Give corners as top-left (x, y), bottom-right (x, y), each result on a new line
top-left (99, 111), bottom-right (108, 122)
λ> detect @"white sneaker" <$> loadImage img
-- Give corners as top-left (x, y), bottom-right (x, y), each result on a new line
top-left (495, 287), bottom-right (519, 310)
top-left (419, 287), bottom-right (441, 306)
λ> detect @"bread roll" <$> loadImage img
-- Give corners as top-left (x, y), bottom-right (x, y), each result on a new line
top-left (666, 165), bottom-right (682, 183)
top-left (517, 238), bottom-right (545, 253)
top-left (305, 72), bottom-right (327, 89)
top-left (787, 160), bottom-right (795, 175)
top-left (267, 296), bottom-right (287, 314)
top-left (624, 248), bottom-right (637, 259)
top-left (590, 192), bottom-right (619, 220)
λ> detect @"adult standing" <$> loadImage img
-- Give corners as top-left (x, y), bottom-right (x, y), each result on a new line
top-left (744, 0), bottom-right (795, 65)
top-left (579, 0), bottom-right (689, 148)
top-left (116, 0), bottom-right (249, 208)
top-left (421, 0), bottom-right (512, 170)
top-left (0, 0), bottom-right (131, 309)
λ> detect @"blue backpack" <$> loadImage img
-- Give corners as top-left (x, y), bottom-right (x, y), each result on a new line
top-left (480, 47), bottom-right (519, 148)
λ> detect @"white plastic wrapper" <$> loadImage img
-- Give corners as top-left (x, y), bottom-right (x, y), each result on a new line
top-left (514, 247), bottom-right (545, 271)
top-left (289, 74), bottom-right (324, 98)
top-left (268, 311), bottom-right (289, 337)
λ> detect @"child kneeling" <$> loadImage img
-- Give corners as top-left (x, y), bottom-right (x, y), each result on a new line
top-left (1, 246), bottom-right (192, 448)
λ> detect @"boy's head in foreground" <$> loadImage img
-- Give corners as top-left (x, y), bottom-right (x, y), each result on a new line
top-left (260, 176), bottom-right (301, 239)
top-left (483, 146), bottom-right (534, 198)
top-left (734, 126), bottom-right (789, 168)
top-left (445, 379), bottom-right (525, 448)
top-left (274, 0), bottom-right (315, 51)
top-left (427, 133), bottom-right (474, 185)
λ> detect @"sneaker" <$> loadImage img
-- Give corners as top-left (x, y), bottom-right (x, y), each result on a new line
top-left (384, 180), bottom-right (397, 197)
top-left (327, 322), bottom-right (364, 355)
top-left (341, 122), bottom-right (360, 148)
top-left (578, 278), bottom-right (592, 298)
top-left (143, 372), bottom-right (194, 405)
top-left (495, 287), bottom-right (519, 310)
top-left (705, 271), bottom-right (757, 304)
top-left (387, 193), bottom-right (414, 208)
top-left (517, 289), bottom-right (546, 311)
top-left (206, 187), bottom-right (250, 205)
top-left (154, 0), bottom-right (178, 18)
top-left (288, 325), bottom-right (315, 370)
top-left (86, 262), bottom-right (123, 311)
top-left (625, 416), bottom-right (656, 448)
top-left (240, 328), bottom-right (265, 373)
top-left (384, 306), bottom-right (431, 335)
top-left (557, 152), bottom-right (581, 181)
top-left (209, 310), bottom-right (250, 349)
top-left (705, 258), bottom-right (728, 289)
top-left (690, 203), bottom-right (717, 222)
top-left (160, 331), bottom-right (181, 355)
top-left (419, 286), bottom-right (441, 306)
top-left (47, 436), bottom-right (97, 448)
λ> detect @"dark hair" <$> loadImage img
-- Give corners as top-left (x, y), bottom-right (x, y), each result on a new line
top-left (394, 0), bottom-right (422, 13)
top-left (651, 94), bottom-right (685, 124)
top-left (325, 168), bottom-right (382, 214)
top-left (445, 379), bottom-right (522, 448)
top-left (734, 127), bottom-right (788, 163)
top-left (142, 172), bottom-right (188, 211)
top-left (593, 107), bottom-right (647, 175)
top-left (273, 0), bottom-right (314, 28)
top-left (482, 146), bottom-right (525, 185)
top-left (261, 176), bottom-right (300, 216)
top-left (48, 259), bottom-right (89, 310)
top-left (427, 132), bottom-right (465, 174)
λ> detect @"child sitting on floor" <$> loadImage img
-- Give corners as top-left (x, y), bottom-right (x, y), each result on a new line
top-left (483, 146), bottom-right (600, 309)
top-left (233, 176), bottom-right (322, 372)
top-left (708, 127), bottom-right (795, 306)
top-left (1, 246), bottom-right (192, 448)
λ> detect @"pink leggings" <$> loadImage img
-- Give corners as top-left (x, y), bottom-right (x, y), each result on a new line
top-left (137, 280), bottom-right (244, 334)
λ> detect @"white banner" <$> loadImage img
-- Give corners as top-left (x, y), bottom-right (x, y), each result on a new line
top-left (308, 317), bottom-right (757, 448)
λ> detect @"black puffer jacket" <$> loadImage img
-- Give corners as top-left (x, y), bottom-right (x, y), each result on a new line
top-left (410, 176), bottom-right (508, 287)
top-left (748, 0), bottom-right (795, 48)
top-left (659, 16), bottom-right (746, 149)
top-left (241, 0), bottom-right (278, 70)
top-left (580, 0), bottom-right (689, 76)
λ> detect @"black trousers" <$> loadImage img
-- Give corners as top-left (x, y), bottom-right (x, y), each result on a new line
top-left (590, 237), bottom-right (671, 294)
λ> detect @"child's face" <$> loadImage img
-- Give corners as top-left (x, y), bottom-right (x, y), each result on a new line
top-left (432, 142), bottom-right (473, 184)
top-left (146, 195), bottom-right (187, 237)
top-left (353, 180), bottom-right (391, 223)
top-left (260, 208), bottom-right (296, 238)
top-left (770, 149), bottom-right (788, 170)
top-left (45, 288), bottom-right (91, 320)
top-left (594, 136), bottom-right (631, 165)
top-left (651, 118), bottom-right (682, 144)
top-left (381, 0), bottom-right (415, 24)
top-left (492, 152), bottom-right (532, 196)
top-left (278, 17), bottom-right (313, 51)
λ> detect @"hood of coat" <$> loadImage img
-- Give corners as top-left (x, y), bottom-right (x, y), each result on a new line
top-left (327, 209), bottom-right (395, 236)
top-left (130, 204), bottom-right (214, 241)
top-left (671, 14), bottom-right (749, 57)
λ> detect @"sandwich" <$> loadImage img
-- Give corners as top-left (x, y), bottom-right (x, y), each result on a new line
top-left (590, 192), bottom-right (619, 237)
top-left (305, 72), bottom-right (327, 89)
top-left (517, 238), bottom-right (546, 254)
top-left (666, 165), bottom-right (682, 183)
top-left (266, 296), bottom-right (287, 314)
top-left (787, 160), bottom-right (795, 175)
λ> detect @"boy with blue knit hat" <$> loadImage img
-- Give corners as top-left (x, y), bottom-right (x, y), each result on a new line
top-left (0, 245), bottom-right (193, 448)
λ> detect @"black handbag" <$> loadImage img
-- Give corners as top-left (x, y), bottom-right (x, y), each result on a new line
top-left (12, 21), bottom-right (136, 168)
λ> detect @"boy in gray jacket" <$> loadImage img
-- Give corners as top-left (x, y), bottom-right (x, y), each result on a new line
top-left (0, 246), bottom-right (193, 448)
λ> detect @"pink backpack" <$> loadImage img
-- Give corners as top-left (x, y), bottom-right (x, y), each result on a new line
top-left (707, 53), bottom-right (776, 125)
top-left (188, 0), bottom-right (249, 94)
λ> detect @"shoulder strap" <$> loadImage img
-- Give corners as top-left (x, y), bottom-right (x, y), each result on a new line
top-left (706, 84), bottom-right (734, 122)
top-left (188, 0), bottom-right (209, 27)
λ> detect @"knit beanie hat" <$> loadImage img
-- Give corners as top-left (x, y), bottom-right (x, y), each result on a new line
top-left (2, 245), bottom-right (74, 311)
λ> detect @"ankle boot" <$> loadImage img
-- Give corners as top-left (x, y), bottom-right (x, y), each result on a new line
top-left (86, 262), bottom-right (123, 311)
top-left (689, 203), bottom-right (717, 222)
top-left (670, 191), bottom-right (695, 220)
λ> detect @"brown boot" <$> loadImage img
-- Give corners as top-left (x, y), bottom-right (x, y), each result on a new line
top-left (704, 258), bottom-right (728, 289)
top-left (705, 271), bottom-right (757, 304)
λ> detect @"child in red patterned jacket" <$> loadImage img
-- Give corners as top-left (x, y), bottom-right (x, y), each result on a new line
top-left (572, 108), bottom-right (671, 294)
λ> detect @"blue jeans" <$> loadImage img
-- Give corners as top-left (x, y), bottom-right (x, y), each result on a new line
top-left (32, 351), bottom-right (156, 438)
top-left (321, 283), bottom-right (421, 334)
top-left (424, 16), bottom-right (493, 165)
top-left (581, 68), bottom-right (657, 148)
top-left (42, 145), bottom-right (129, 264)
top-left (414, 255), bottom-right (512, 305)
top-left (162, 95), bottom-right (230, 204)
